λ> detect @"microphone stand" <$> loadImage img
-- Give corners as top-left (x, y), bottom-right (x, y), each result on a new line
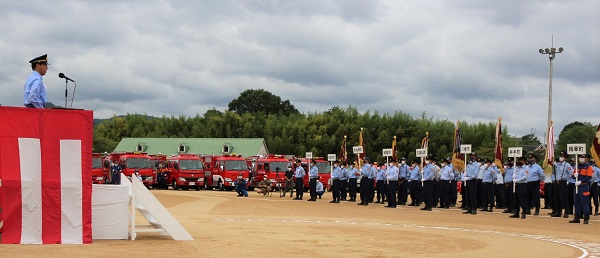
top-left (63, 78), bottom-right (69, 108)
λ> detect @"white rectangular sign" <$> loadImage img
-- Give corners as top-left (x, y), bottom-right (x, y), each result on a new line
top-left (416, 148), bottom-right (427, 158)
top-left (508, 147), bottom-right (523, 158)
top-left (305, 152), bottom-right (313, 159)
top-left (353, 146), bottom-right (364, 154)
top-left (327, 154), bottom-right (337, 161)
top-left (460, 144), bottom-right (472, 154)
top-left (567, 144), bottom-right (586, 155)
top-left (382, 148), bottom-right (393, 157)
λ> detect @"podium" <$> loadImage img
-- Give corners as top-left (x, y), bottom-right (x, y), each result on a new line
top-left (0, 106), bottom-right (93, 244)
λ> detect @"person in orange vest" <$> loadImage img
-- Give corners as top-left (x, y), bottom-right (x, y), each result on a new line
top-left (569, 154), bottom-right (594, 224)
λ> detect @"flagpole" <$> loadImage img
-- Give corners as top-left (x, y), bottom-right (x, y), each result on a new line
top-left (421, 132), bottom-right (428, 187)
top-left (513, 158), bottom-right (516, 193)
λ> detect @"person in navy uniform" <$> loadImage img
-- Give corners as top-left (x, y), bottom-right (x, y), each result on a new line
top-left (294, 160), bottom-right (305, 200)
top-left (480, 159), bottom-right (497, 212)
top-left (375, 163), bottom-right (387, 204)
top-left (463, 152), bottom-right (480, 215)
top-left (156, 162), bottom-right (168, 189)
top-left (340, 162), bottom-right (349, 201)
top-left (110, 161), bottom-right (122, 185)
top-left (348, 162), bottom-right (359, 202)
top-left (358, 157), bottom-right (372, 206)
top-left (570, 154), bottom-right (594, 224)
top-left (420, 157), bottom-right (435, 211)
top-left (510, 157), bottom-right (528, 219)
top-left (408, 160), bottom-right (421, 206)
top-left (502, 158), bottom-right (515, 214)
top-left (526, 154), bottom-right (545, 216)
top-left (23, 54), bottom-right (49, 108)
top-left (234, 174), bottom-right (248, 197)
top-left (438, 158), bottom-right (453, 209)
top-left (330, 160), bottom-right (342, 203)
top-left (551, 151), bottom-right (573, 218)
top-left (316, 178), bottom-right (325, 199)
top-left (386, 159), bottom-right (399, 208)
top-left (367, 161), bottom-right (377, 203)
top-left (397, 157), bottom-right (409, 205)
top-left (307, 160), bottom-right (319, 202)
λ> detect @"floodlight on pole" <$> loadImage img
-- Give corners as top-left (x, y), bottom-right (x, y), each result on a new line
top-left (538, 38), bottom-right (563, 147)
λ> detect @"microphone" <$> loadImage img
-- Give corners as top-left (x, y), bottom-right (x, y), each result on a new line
top-left (58, 72), bottom-right (75, 82)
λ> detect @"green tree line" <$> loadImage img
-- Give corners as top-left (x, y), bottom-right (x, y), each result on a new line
top-left (94, 106), bottom-right (525, 162)
top-left (93, 89), bottom-right (597, 163)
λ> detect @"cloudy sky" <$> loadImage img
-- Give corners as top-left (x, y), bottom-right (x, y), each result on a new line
top-left (1, 0), bottom-right (598, 138)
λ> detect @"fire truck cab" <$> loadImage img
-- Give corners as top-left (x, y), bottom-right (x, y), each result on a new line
top-left (166, 154), bottom-right (205, 191)
top-left (92, 153), bottom-right (106, 184)
top-left (104, 152), bottom-right (154, 188)
top-left (292, 157), bottom-right (331, 191)
top-left (246, 154), bottom-right (291, 190)
top-left (201, 154), bottom-right (250, 191)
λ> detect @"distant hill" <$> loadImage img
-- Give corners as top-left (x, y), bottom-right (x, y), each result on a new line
top-left (94, 114), bottom-right (161, 126)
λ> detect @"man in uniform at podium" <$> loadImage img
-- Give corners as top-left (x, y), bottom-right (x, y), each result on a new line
top-left (23, 54), bottom-right (49, 108)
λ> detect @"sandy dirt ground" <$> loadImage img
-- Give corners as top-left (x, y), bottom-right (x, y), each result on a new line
top-left (1, 189), bottom-right (599, 258)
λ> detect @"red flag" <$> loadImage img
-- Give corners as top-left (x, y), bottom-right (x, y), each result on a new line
top-left (356, 128), bottom-right (365, 167)
top-left (543, 122), bottom-right (555, 174)
top-left (452, 122), bottom-right (465, 172)
top-left (339, 135), bottom-right (348, 163)
top-left (421, 132), bottom-right (429, 167)
top-left (392, 136), bottom-right (397, 161)
top-left (0, 107), bottom-right (93, 244)
top-left (591, 123), bottom-right (600, 167)
top-left (494, 118), bottom-right (504, 172)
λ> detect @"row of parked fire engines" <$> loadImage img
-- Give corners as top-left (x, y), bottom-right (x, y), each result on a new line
top-left (92, 152), bottom-right (333, 191)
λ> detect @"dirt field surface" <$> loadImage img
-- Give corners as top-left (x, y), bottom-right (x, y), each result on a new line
top-left (2, 189), bottom-right (599, 258)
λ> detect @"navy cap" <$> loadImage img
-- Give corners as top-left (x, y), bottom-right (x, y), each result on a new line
top-left (528, 153), bottom-right (538, 160)
top-left (470, 152), bottom-right (477, 156)
top-left (29, 54), bottom-right (49, 65)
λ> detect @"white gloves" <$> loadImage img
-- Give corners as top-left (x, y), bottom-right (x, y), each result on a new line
top-left (513, 179), bottom-right (517, 183)
top-left (421, 178), bottom-right (425, 182)
top-left (574, 172), bottom-right (579, 178)
top-left (359, 169), bottom-right (363, 173)
top-left (575, 181), bottom-right (582, 186)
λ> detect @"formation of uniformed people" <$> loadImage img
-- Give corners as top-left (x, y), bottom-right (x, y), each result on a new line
top-left (276, 151), bottom-right (597, 225)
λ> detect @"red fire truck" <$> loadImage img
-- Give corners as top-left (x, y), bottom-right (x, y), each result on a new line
top-left (292, 157), bottom-right (331, 191)
top-left (104, 152), bottom-right (154, 188)
top-left (166, 154), bottom-right (205, 191)
top-left (246, 154), bottom-right (291, 190)
top-left (92, 153), bottom-right (106, 184)
top-left (201, 154), bottom-right (250, 191)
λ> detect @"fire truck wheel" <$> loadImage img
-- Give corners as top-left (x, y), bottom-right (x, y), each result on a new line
top-left (217, 181), bottom-right (224, 191)
top-left (172, 181), bottom-right (179, 190)
top-left (195, 186), bottom-right (201, 191)
top-left (182, 186), bottom-right (189, 191)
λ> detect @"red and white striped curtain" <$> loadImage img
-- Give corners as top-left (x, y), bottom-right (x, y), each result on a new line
top-left (0, 107), bottom-right (93, 244)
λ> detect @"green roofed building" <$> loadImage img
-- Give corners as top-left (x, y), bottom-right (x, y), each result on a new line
top-left (112, 138), bottom-right (268, 157)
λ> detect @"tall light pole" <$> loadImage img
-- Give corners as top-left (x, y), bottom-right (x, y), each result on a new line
top-left (538, 46), bottom-right (563, 143)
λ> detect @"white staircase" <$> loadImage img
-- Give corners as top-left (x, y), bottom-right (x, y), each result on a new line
top-left (122, 174), bottom-right (193, 241)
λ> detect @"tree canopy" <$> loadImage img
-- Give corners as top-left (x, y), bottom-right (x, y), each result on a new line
top-left (556, 121), bottom-right (596, 153)
top-left (93, 91), bottom-right (596, 164)
top-left (227, 89), bottom-right (299, 116)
